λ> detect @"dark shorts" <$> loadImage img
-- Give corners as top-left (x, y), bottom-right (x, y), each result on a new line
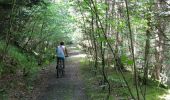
top-left (57, 57), bottom-right (65, 61)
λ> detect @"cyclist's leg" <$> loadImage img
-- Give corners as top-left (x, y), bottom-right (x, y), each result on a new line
top-left (58, 58), bottom-right (64, 77)
top-left (56, 57), bottom-right (60, 77)
top-left (56, 58), bottom-right (57, 69)
top-left (62, 58), bottom-right (65, 69)
top-left (62, 59), bottom-right (65, 76)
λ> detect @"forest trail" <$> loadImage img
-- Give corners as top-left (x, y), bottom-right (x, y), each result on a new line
top-left (36, 46), bottom-right (87, 100)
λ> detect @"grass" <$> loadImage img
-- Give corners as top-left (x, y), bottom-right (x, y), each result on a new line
top-left (80, 59), bottom-right (169, 100)
top-left (0, 41), bottom-right (39, 99)
top-left (0, 42), bottom-right (38, 76)
top-left (0, 40), bottom-right (64, 99)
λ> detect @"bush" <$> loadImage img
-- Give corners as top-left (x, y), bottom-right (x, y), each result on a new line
top-left (0, 41), bottom-right (38, 77)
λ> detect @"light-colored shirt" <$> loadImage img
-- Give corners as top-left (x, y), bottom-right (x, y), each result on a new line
top-left (56, 45), bottom-right (65, 58)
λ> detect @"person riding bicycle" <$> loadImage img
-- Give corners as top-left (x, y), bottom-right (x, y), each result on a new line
top-left (56, 41), bottom-right (68, 70)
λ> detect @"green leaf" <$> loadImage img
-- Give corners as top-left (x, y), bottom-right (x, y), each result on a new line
top-left (121, 55), bottom-right (133, 65)
top-left (127, 60), bottom-right (133, 65)
top-left (97, 37), bottom-right (106, 42)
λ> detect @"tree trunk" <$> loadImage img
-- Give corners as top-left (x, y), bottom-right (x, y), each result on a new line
top-left (143, 14), bottom-right (151, 85)
top-left (152, 0), bottom-right (166, 81)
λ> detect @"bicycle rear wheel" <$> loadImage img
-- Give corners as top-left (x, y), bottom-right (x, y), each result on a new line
top-left (56, 59), bottom-right (64, 78)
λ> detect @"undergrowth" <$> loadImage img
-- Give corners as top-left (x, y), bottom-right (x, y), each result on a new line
top-left (0, 41), bottom-right (38, 77)
top-left (0, 41), bottom-right (41, 99)
top-left (80, 59), bottom-right (169, 100)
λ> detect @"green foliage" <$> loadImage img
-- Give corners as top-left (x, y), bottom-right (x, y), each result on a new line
top-left (121, 55), bottom-right (133, 66)
top-left (0, 88), bottom-right (7, 100)
top-left (1, 0), bottom-right (75, 66)
top-left (0, 63), bottom-right (4, 76)
top-left (75, 0), bottom-right (170, 99)
top-left (0, 41), bottom-right (37, 76)
top-left (80, 59), bottom-right (168, 100)
top-left (0, 1), bottom-right (77, 98)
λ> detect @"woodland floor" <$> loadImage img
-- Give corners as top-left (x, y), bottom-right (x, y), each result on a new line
top-left (31, 46), bottom-right (88, 100)
top-left (1, 46), bottom-right (169, 100)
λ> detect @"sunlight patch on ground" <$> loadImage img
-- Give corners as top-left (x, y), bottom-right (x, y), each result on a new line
top-left (159, 89), bottom-right (170, 100)
top-left (69, 46), bottom-right (78, 49)
top-left (71, 54), bottom-right (86, 58)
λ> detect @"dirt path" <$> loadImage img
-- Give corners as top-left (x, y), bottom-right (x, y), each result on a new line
top-left (37, 47), bottom-right (87, 100)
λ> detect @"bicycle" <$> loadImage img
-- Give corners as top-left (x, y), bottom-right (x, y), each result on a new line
top-left (56, 58), bottom-right (65, 78)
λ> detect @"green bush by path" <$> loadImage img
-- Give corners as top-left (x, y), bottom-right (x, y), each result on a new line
top-left (0, 41), bottom-right (38, 76)
top-left (0, 41), bottom-right (40, 98)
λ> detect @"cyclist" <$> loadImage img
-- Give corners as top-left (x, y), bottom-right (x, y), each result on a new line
top-left (56, 41), bottom-right (68, 70)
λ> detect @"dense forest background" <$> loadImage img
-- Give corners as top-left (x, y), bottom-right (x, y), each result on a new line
top-left (75, 0), bottom-right (170, 99)
top-left (0, 0), bottom-right (74, 75)
top-left (0, 0), bottom-right (170, 99)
